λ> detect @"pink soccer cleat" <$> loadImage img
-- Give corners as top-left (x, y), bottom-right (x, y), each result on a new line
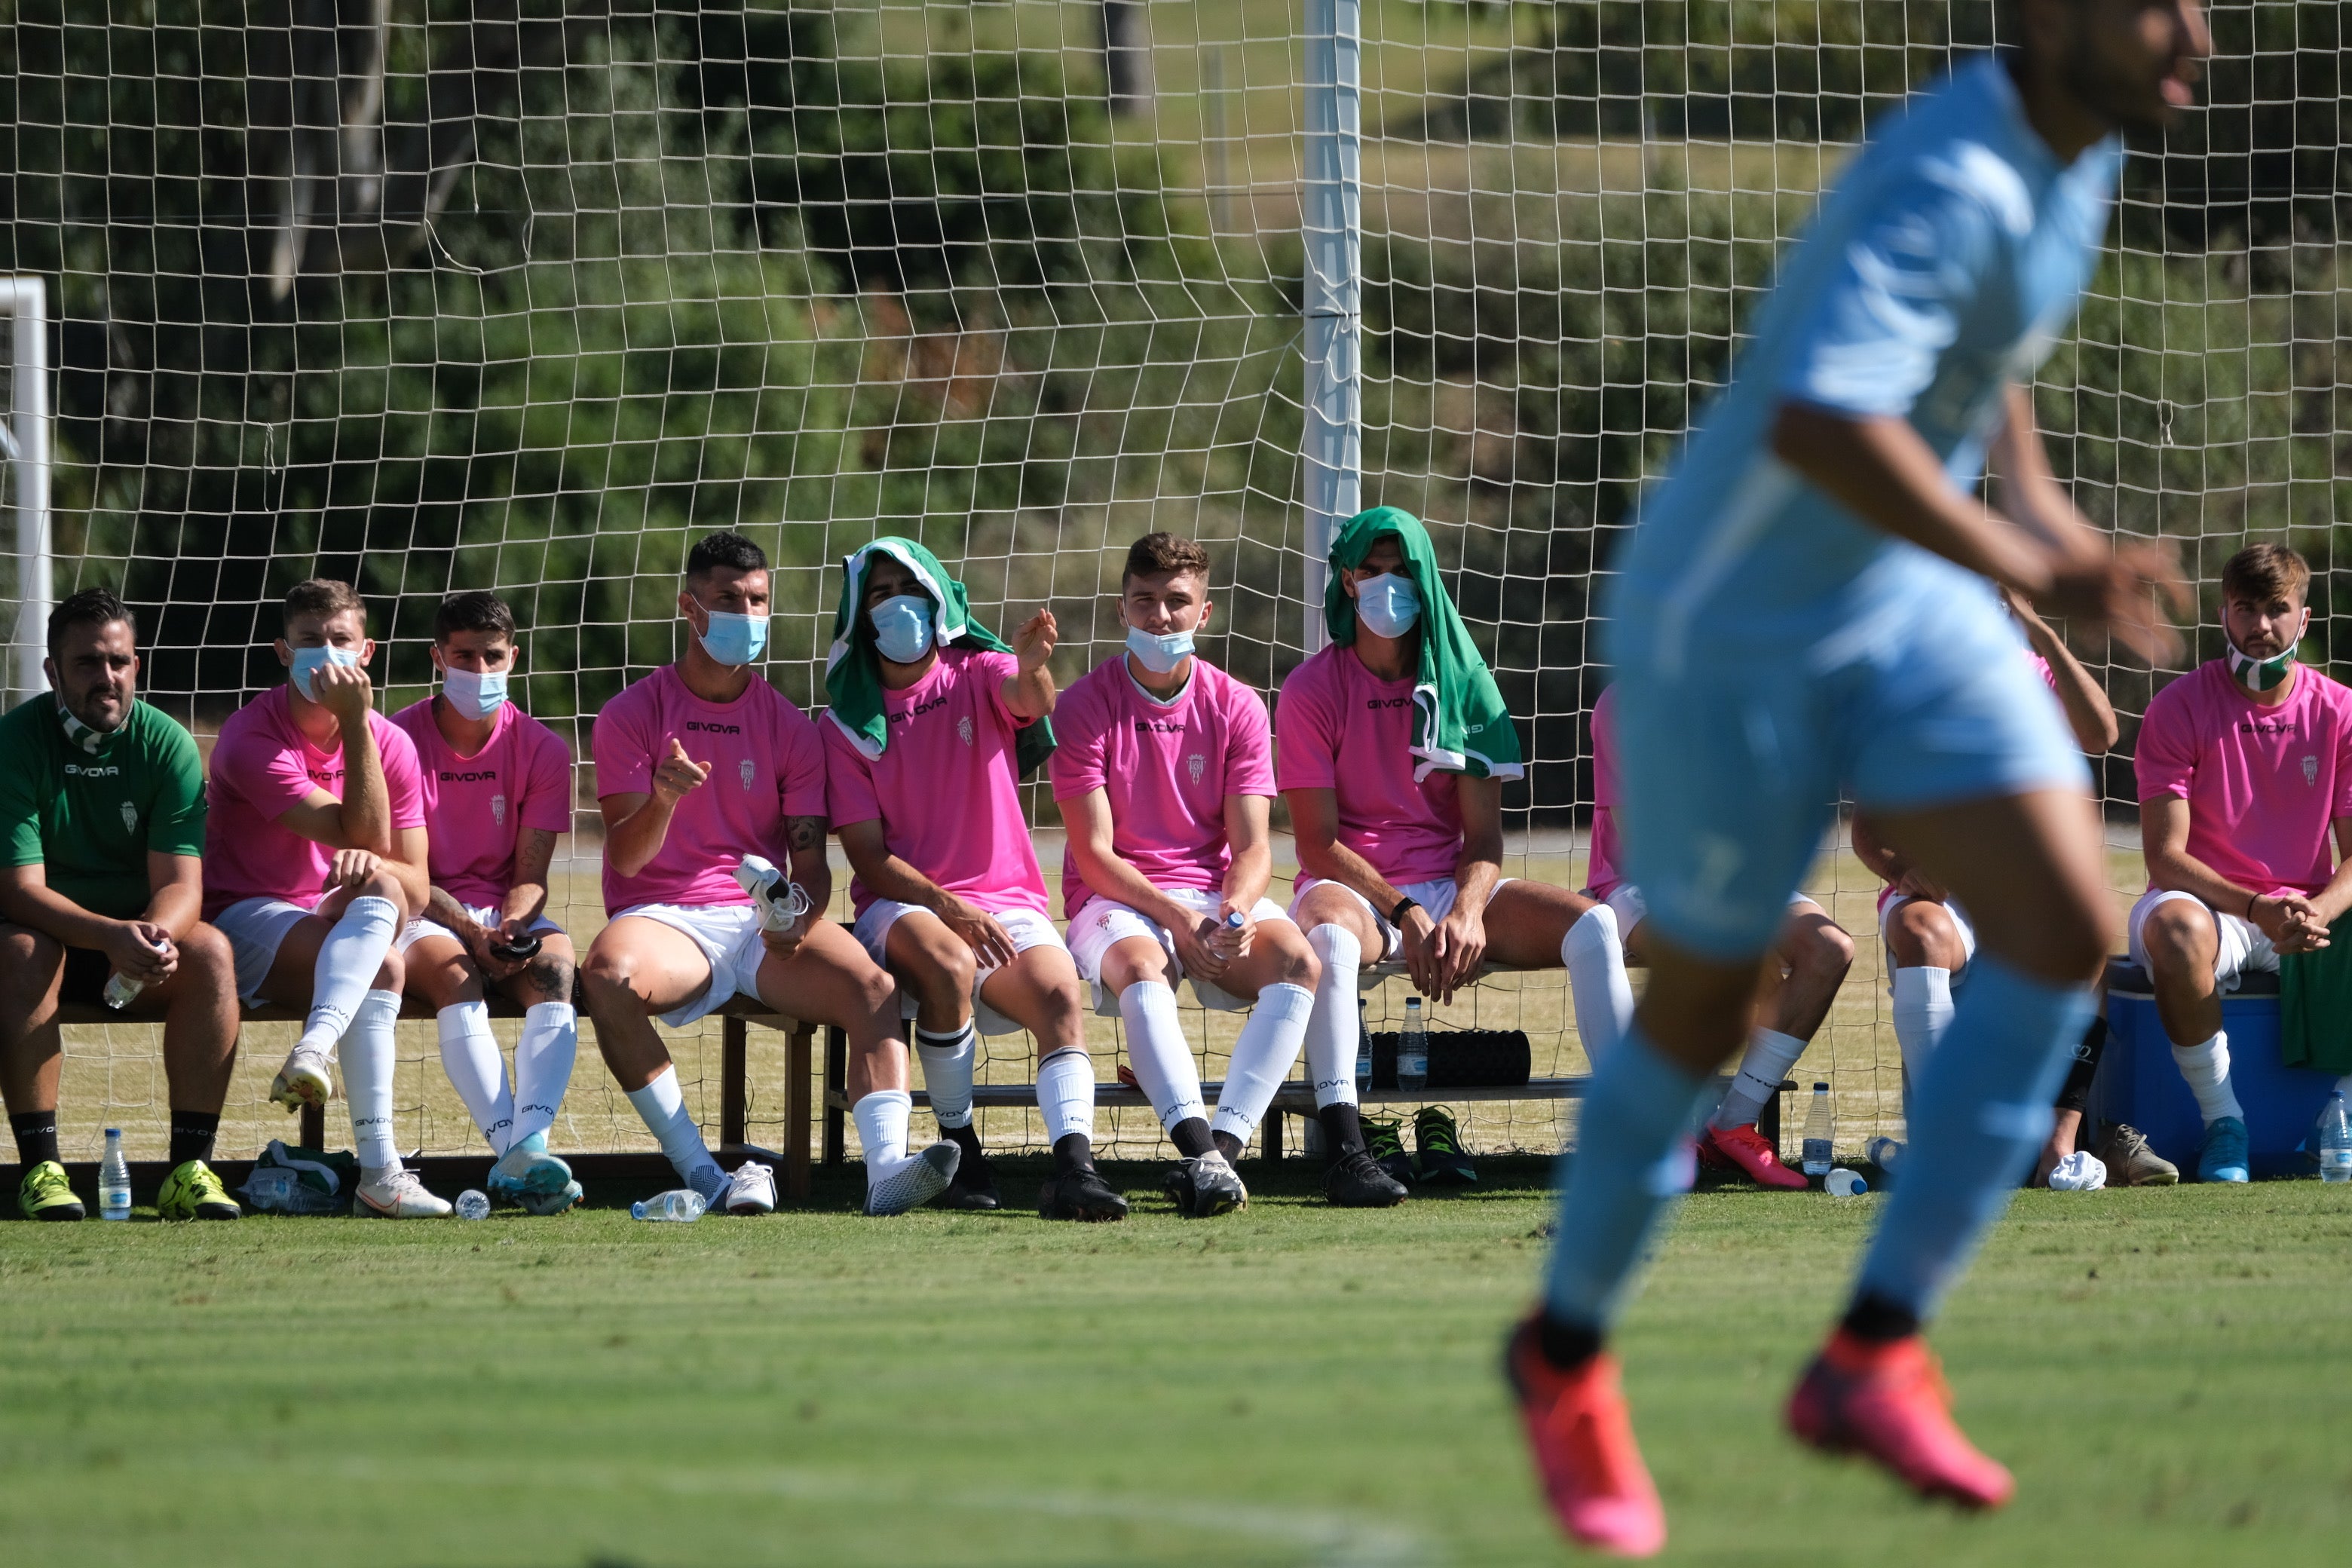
top-left (1505, 1316), bottom-right (1668, 1557)
top-left (1786, 1331), bottom-right (2015, 1509)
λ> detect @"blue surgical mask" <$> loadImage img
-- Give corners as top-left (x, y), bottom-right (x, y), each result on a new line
top-left (869, 595), bottom-right (936, 665)
top-left (697, 607), bottom-right (770, 667)
top-left (289, 645), bottom-right (362, 701)
top-left (441, 666), bottom-right (509, 721)
top-left (1125, 624), bottom-right (1195, 675)
top-left (1354, 572), bottom-right (1421, 639)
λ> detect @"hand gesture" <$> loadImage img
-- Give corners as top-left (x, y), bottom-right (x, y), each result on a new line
top-left (1169, 914), bottom-right (1229, 984)
top-left (311, 657), bottom-right (374, 724)
top-left (467, 916), bottom-right (531, 981)
top-left (1398, 905), bottom-right (1443, 1001)
top-left (653, 737), bottom-right (711, 806)
top-left (1011, 609), bottom-right (1057, 675)
top-left (328, 847), bottom-right (382, 892)
top-left (938, 893), bottom-right (1017, 969)
top-left (2255, 893), bottom-right (2330, 955)
top-left (760, 896), bottom-right (810, 960)
top-left (1429, 901), bottom-right (1488, 1005)
top-left (2041, 541), bottom-right (2191, 666)
top-left (1213, 898), bottom-right (1256, 960)
top-left (104, 920), bottom-right (177, 985)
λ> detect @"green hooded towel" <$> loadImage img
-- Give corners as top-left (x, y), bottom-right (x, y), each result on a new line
top-left (823, 536), bottom-right (1055, 778)
top-left (1324, 507), bottom-right (1524, 782)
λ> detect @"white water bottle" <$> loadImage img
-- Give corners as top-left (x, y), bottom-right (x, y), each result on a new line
top-left (1398, 997), bottom-right (1429, 1092)
top-left (632, 1189), bottom-right (709, 1222)
top-left (1801, 1083), bottom-right (1834, 1179)
top-left (100, 1129), bottom-right (133, 1220)
top-left (2318, 1091), bottom-right (2352, 1184)
top-left (103, 932), bottom-right (170, 1009)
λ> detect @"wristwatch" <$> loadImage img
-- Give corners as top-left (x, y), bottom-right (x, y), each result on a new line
top-left (1389, 894), bottom-right (1420, 926)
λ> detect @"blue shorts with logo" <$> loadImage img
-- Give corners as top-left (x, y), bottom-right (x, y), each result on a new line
top-left (1601, 563), bottom-right (2090, 959)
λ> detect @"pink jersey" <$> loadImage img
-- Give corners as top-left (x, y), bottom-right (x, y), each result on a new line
top-left (391, 699), bottom-right (574, 908)
top-left (2136, 659), bottom-right (2352, 899)
top-left (1049, 656), bottom-right (1277, 917)
top-left (822, 646), bottom-right (1050, 917)
top-left (1588, 687), bottom-right (1625, 898)
top-left (1276, 644), bottom-right (1464, 886)
top-left (203, 686), bottom-right (427, 918)
top-left (591, 665), bottom-right (828, 913)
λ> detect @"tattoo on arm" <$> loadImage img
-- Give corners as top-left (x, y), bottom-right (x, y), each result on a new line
top-left (787, 816), bottom-right (825, 853)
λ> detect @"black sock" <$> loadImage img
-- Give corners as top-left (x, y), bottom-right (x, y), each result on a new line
top-left (169, 1110), bottom-right (221, 1168)
top-left (1211, 1129), bottom-right (1245, 1163)
top-left (1052, 1132), bottom-right (1095, 1175)
top-left (1839, 1291), bottom-right (1922, 1344)
top-left (1318, 1102), bottom-right (1366, 1159)
top-left (1169, 1116), bottom-right (1215, 1159)
top-left (2053, 1016), bottom-right (2106, 1115)
top-left (1537, 1312), bottom-right (1604, 1371)
top-left (11, 1110), bottom-right (60, 1168)
top-left (943, 1122), bottom-right (985, 1166)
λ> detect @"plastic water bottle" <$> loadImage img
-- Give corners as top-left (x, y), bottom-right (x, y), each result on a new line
top-left (2318, 1091), bottom-right (2352, 1184)
top-left (103, 933), bottom-right (170, 1009)
top-left (99, 1129), bottom-right (132, 1220)
top-left (454, 1189), bottom-right (492, 1220)
top-left (1801, 1083), bottom-right (1834, 1179)
top-left (1398, 997), bottom-right (1429, 1092)
top-left (1825, 1167), bottom-right (1868, 1197)
top-left (1865, 1136), bottom-right (1904, 1171)
top-left (1355, 998), bottom-right (1373, 1092)
top-left (631, 1189), bottom-right (709, 1223)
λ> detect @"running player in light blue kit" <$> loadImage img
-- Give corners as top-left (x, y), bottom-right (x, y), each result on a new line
top-left (1506, 3), bottom-right (2207, 1554)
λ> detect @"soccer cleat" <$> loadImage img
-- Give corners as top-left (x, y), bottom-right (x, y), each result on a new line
top-left (1161, 1150), bottom-right (1248, 1217)
top-left (935, 1150), bottom-right (1001, 1211)
top-left (1786, 1331), bottom-right (2014, 1510)
top-left (1324, 1147), bottom-right (1409, 1208)
top-left (712, 1162), bottom-right (778, 1215)
top-left (157, 1159), bottom-right (240, 1220)
top-left (355, 1168), bottom-right (455, 1219)
top-left (486, 1142), bottom-right (577, 1203)
top-left (866, 1142), bottom-right (960, 1217)
top-left (18, 1159), bottom-right (85, 1222)
top-left (517, 1180), bottom-right (585, 1217)
top-left (1038, 1165), bottom-right (1130, 1222)
top-left (1504, 1316), bottom-right (1667, 1557)
top-left (2094, 1122), bottom-right (2179, 1187)
top-left (1413, 1106), bottom-right (1478, 1185)
top-left (268, 1044), bottom-right (335, 1112)
top-left (1363, 1116), bottom-right (1415, 1185)
top-left (2195, 1116), bottom-right (2249, 1184)
top-left (1696, 1122), bottom-right (1808, 1190)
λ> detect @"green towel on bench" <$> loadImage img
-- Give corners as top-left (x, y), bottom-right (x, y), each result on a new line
top-left (2280, 926), bottom-right (2352, 1074)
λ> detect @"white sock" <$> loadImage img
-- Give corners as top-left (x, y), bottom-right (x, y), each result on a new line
top-left (2173, 1032), bottom-right (2243, 1124)
top-left (852, 1088), bottom-right (915, 1186)
top-left (344, 988), bottom-right (403, 1172)
top-left (1891, 966), bottom-right (1955, 1092)
top-left (298, 896), bottom-right (400, 1053)
top-left (915, 1022), bottom-right (977, 1130)
top-left (436, 1001), bottom-right (515, 1154)
top-left (1303, 924), bottom-right (1362, 1110)
top-left (510, 1001), bottom-right (577, 1152)
top-left (1037, 1048), bottom-right (1096, 1146)
top-left (1563, 905), bottom-right (1635, 1066)
top-left (1713, 1027), bottom-right (1808, 1130)
top-left (1214, 982), bottom-right (1314, 1146)
top-left (626, 1065), bottom-right (718, 1184)
top-left (1119, 982), bottom-right (1206, 1133)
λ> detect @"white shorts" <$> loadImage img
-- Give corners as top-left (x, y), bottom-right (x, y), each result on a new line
top-left (1877, 890), bottom-right (1977, 978)
top-left (213, 895), bottom-right (331, 1006)
top-left (611, 902), bottom-right (768, 1027)
top-left (2127, 888), bottom-right (2278, 991)
top-left (396, 902), bottom-right (563, 956)
top-left (853, 898), bottom-right (1067, 1038)
top-left (1065, 887), bottom-right (1292, 1015)
top-left (1287, 875), bottom-right (1514, 965)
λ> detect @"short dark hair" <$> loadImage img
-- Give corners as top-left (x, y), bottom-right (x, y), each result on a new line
top-left (2220, 542), bottom-right (2311, 606)
top-left (686, 530), bottom-right (767, 580)
top-left (283, 577), bottom-right (369, 632)
top-left (1121, 531), bottom-right (1212, 588)
top-left (47, 586), bottom-right (136, 659)
top-left (432, 590), bottom-right (516, 645)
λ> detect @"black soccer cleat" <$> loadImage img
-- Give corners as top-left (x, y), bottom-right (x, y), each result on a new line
top-left (1413, 1106), bottom-right (1478, 1186)
top-left (1039, 1165), bottom-right (1130, 1222)
top-left (1161, 1152), bottom-right (1248, 1217)
top-left (1364, 1115), bottom-right (1416, 1186)
top-left (934, 1151), bottom-right (1001, 1211)
top-left (1325, 1147), bottom-right (1410, 1208)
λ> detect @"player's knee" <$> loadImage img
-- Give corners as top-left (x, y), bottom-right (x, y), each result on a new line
top-left (525, 954), bottom-right (575, 1006)
top-left (372, 945), bottom-right (406, 992)
top-left (1793, 920), bottom-right (1854, 983)
top-left (907, 939), bottom-right (975, 1001)
top-left (179, 924), bottom-right (237, 991)
top-left (1275, 936), bottom-right (1319, 990)
top-left (2139, 902), bottom-right (2212, 972)
top-left (359, 866), bottom-right (408, 910)
top-left (0, 925), bottom-right (62, 999)
top-left (1887, 902), bottom-right (1957, 969)
top-left (579, 946), bottom-right (638, 1006)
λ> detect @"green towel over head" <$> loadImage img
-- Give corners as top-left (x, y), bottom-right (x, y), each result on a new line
top-left (824, 536), bottom-right (1055, 777)
top-left (1324, 506), bottom-right (1524, 782)
top-left (2280, 923), bottom-right (2352, 1076)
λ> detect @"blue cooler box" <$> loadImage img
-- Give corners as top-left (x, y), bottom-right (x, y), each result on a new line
top-left (2094, 960), bottom-right (2341, 1178)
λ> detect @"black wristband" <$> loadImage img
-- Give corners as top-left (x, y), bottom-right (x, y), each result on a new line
top-left (1389, 895), bottom-right (1419, 926)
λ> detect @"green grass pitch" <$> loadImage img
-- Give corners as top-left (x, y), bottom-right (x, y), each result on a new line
top-left (5, 1160), bottom-right (2349, 1566)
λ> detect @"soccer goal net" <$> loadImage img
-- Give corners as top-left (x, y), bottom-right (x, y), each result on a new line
top-left (3, 2), bottom-right (2341, 1168)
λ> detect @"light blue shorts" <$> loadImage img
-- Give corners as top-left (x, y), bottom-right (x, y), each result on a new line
top-left (1603, 569), bottom-right (2090, 960)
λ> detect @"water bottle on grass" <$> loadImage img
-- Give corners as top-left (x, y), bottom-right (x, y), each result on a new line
top-left (100, 1129), bottom-right (132, 1220)
top-left (1398, 997), bottom-right (1429, 1092)
top-left (2319, 1092), bottom-right (2352, 1185)
top-left (1801, 1083), bottom-right (1834, 1180)
top-left (632, 1190), bottom-right (708, 1222)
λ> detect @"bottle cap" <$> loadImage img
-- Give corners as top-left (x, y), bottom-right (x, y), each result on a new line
top-left (106, 1127), bottom-right (121, 1137)
top-left (1812, 1081), bottom-right (1829, 1090)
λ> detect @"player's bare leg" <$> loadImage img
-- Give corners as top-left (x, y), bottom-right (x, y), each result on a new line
top-left (1197, 920), bottom-right (1318, 1169)
top-left (1290, 882), bottom-right (1408, 1206)
top-left (979, 944), bottom-right (1127, 1220)
top-left (883, 910), bottom-right (994, 1208)
top-left (1702, 902), bottom-right (1852, 1190)
top-left (410, 929), bottom-right (582, 1211)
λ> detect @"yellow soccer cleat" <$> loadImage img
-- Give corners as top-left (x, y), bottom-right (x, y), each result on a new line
top-left (18, 1159), bottom-right (86, 1222)
top-left (158, 1159), bottom-right (242, 1221)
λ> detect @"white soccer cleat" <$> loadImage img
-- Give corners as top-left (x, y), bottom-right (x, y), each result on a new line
top-left (269, 1045), bottom-right (335, 1112)
top-left (864, 1142), bottom-right (960, 1217)
top-left (714, 1161), bottom-right (776, 1216)
top-left (355, 1168), bottom-right (454, 1219)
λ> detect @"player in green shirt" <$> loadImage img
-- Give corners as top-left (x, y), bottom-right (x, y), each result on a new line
top-left (0, 587), bottom-right (242, 1220)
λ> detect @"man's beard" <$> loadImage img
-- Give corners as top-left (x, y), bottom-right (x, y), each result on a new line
top-left (67, 692), bottom-right (126, 733)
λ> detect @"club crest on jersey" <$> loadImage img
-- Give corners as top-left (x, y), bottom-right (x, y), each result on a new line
top-left (957, 715), bottom-right (974, 747)
top-left (2305, 755), bottom-right (2319, 786)
top-left (740, 758), bottom-right (757, 789)
top-left (492, 794), bottom-right (507, 825)
top-left (1187, 752), bottom-right (1206, 784)
top-left (119, 801), bottom-right (139, 832)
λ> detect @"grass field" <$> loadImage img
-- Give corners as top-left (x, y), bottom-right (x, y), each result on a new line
top-left (5, 1159), bottom-right (2348, 1566)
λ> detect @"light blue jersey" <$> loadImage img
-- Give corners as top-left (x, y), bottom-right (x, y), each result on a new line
top-left (1602, 59), bottom-right (2109, 958)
